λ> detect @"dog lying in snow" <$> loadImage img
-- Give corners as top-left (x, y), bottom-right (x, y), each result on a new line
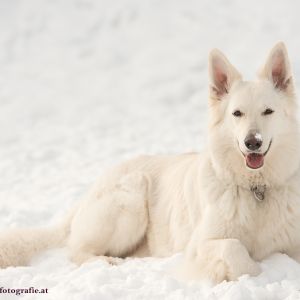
top-left (1, 42), bottom-right (300, 283)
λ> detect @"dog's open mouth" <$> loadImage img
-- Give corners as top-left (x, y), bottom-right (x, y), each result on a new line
top-left (240, 140), bottom-right (272, 170)
top-left (246, 153), bottom-right (264, 169)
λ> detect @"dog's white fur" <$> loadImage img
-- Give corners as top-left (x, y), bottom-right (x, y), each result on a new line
top-left (1, 42), bottom-right (300, 283)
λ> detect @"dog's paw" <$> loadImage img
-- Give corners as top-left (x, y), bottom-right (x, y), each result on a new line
top-left (177, 256), bottom-right (228, 283)
top-left (179, 256), bottom-right (260, 284)
top-left (180, 239), bottom-right (262, 283)
top-left (222, 239), bottom-right (261, 280)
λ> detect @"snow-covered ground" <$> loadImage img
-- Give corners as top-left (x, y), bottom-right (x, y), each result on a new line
top-left (1, 0), bottom-right (300, 299)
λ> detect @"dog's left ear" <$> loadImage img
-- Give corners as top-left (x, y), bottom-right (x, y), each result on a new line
top-left (260, 42), bottom-right (293, 93)
top-left (209, 49), bottom-right (242, 101)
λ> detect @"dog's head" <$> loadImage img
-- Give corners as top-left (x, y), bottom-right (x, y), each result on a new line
top-left (208, 42), bottom-right (300, 185)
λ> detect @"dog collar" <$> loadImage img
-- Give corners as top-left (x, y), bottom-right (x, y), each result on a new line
top-left (250, 184), bottom-right (266, 201)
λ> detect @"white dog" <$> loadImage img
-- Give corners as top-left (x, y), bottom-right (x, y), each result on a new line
top-left (1, 42), bottom-right (300, 283)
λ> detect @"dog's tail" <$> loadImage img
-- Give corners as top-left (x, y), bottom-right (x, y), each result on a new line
top-left (0, 210), bottom-right (74, 268)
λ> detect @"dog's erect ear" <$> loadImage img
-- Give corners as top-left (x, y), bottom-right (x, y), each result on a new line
top-left (209, 49), bottom-right (242, 101)
top-left (260, 42), bottom-right (293, 92)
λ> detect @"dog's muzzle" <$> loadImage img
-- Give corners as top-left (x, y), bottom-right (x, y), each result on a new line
top-left (239, 139), bottom-right (272, 170)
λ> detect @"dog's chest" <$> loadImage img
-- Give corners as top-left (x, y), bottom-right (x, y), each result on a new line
top-left (220, 186), bottom-right (300, 260)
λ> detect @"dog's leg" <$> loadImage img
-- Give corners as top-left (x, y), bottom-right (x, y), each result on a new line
top-left (68, 172), bottom-right (149, 265)
top-left (181, 238), bottom-right (261, 283)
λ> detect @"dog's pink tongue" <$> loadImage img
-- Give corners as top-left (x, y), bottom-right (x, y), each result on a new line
top-left (246, 153), bottom-right (264, 169)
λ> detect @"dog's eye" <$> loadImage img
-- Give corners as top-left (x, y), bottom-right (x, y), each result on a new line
top-left (232, 110), bottom-right (243, 117)
top-left (262, 108), bottom-right (274, 116)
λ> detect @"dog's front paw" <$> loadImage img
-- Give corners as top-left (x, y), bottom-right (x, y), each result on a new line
top-left (179, 255), bottom-right (260, 284)
top-left (180, 239), bottom-right (261, 283)
top-left (222, 239), bottom-right (261, 280)
top-left (178, 255), bottom-right (228, 283)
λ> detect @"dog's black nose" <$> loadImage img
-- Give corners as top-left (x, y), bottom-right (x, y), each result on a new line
top-left (244, 133), bottom-right (262, 151)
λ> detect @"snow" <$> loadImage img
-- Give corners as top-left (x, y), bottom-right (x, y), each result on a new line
top-left (254, 133), bottom-right (262, 142)
top-left (1, 0), bottom-right (300, 299)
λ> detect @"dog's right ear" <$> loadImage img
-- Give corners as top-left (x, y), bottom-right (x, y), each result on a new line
top-left (209, 49), bottom-right (242, 101)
